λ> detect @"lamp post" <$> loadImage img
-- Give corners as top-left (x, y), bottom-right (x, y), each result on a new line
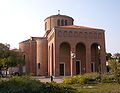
top-left (71, 51), bottom-right (76, 76)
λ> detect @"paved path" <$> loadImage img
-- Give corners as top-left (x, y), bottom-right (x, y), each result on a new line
top-left (32, 76), bottom-right (64, 83)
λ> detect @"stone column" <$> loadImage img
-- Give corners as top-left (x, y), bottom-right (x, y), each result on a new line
top-left (100, 45), bottom-right (106, 73)
top-left (86, 44), bottom-right (91, 73)
top-left (48, 46), bottom-right (50, 76)
top-left (49, 45), bottom-right (52, 76)
top-left (54, 44), bottom-right (59, 77)
top-left (70, 48), bottom-right (76, 76)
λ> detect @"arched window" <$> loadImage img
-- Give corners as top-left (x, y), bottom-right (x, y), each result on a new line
top-left (65, 20), bottom-right (67, 25)
top-left (57, 19), bottom-right (60, 26)
top-left (61, 19), bottom-right (64, 26)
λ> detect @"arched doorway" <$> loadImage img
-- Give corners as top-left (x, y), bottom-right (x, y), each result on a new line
top-left (59, 42), bottom-right (70, 76)
top-left (91, 43), bottom-right (101, 72)
top-left (76, 43), bottom-right (86, 74)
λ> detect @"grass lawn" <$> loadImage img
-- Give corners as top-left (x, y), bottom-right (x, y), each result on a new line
top-left (69, 83), bottom-right (120, 93)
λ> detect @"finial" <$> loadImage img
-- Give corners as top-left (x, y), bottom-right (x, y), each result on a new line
top-left (58, 10), bottom-right (60, 15)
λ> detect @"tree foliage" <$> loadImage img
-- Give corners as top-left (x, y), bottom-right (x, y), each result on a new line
top-left (0, 43), bottom-right (25, 75)
top-left (114, 53), bottom-right (120, 57)
top-left (106, 53), bottom-right (112, 60)
top-left (108, 58), bottom-right (120, 83)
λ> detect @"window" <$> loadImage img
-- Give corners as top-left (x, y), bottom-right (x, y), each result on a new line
top-left (38, 63), bottom-right (40, 69)
top-left (57, 19), bottom-right (60, 26)
top-left (65, 20), bottom-right (67, 25)
top-left (61, 19), bottom-right (64, 26)
top-left (23, 55), bottom-right (25, 60)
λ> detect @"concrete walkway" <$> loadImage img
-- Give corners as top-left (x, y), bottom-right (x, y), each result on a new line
top-left (32, 76), bottom-right (64, 83)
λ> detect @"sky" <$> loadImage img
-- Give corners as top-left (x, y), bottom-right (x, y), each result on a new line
top-left (0, 0), bottom-right (120, 54)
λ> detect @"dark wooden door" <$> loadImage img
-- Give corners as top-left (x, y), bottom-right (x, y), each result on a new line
top-left (76, 61), bottom-right (81, 74)
top-left (60, 64), bottom-right (64, 76)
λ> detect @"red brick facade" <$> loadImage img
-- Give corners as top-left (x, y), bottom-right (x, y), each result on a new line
top-left (19, 14), bottom-right (106, 76)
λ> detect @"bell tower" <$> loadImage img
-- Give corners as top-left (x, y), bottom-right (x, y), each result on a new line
top-left (44, 13), bottom-right (74, 36)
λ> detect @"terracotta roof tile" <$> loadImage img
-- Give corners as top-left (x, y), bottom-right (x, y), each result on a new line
top-left (59, 25), bottom-right (102, 30)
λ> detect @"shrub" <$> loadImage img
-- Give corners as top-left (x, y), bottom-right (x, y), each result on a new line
top-left (0, 76), bottom-right (76, 93)
top-left (63, 76), bottom-right (78, 84)
top-left (63, 73), bottom-right (101, 85)
top-left (63, 75), bottom-right (89, 85)
top-left (75, 75), bottom-right (89, 84)
top-left (101, 74), bottom-right (115, 83)
top-left (83, 72), bottom-right (101, 83)
top-left (108, 59), bottom-right (120, 83)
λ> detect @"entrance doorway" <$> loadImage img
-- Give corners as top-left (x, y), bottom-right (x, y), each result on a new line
top-left (76, 60), bottom-right (81, 74)
top-left (60, 63), bottom-right (65, 76)
top-left (91, 62), bottom-right (95, 72)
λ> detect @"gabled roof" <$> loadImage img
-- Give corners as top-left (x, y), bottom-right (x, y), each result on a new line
top-left (19, 37), bottom-right (46, 44)
top-left (19, 39), bottom-right (29, 44)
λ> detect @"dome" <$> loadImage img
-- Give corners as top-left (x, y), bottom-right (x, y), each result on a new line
top-left (44, 14), bottom-right (74, 32)
top-left (44, 14), bottom-right (74, 21)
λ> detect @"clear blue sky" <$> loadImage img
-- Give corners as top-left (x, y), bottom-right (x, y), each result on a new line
top-left (0, 0), bottom-right (120, 54)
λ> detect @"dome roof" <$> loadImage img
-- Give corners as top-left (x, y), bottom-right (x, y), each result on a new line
top-left (44, 14), bottom-right (74, 21)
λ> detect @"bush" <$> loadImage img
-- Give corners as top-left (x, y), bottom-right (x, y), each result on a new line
top-left (74, 75), bottom-right (89, 84)
top-left (108, 59), bottom-right (120, 83)
top-left (101, 74), bottom-right (115, 83)
top-left (0, 76), bottom-right (76, 93)
top-left (0, 76), bottom-right (43, 93)
top-left (63, 75), bottom-right (89, 85)
top-left (63, 73), bottom-right (101, 85)
top-left (63, 76), bottom-right (78, 84)
top-left (83, 73), bottom-right (101, 83)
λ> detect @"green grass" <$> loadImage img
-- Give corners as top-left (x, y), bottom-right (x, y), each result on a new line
top-left (69, 83), bottom-right (120, 93)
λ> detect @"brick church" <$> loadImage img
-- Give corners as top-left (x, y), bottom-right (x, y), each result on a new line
top-left (19, 13), bottom-right (106, 76)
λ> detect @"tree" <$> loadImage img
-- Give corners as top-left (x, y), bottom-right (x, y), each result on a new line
top-left (108, 53), bottom-right (120, 83)
top-left (0, 43), bottom-right (10, 58)
top-left (106, 53), bottom-right (112, 60)
top-left (0, 43), bottom-right (25, 76)
top-left (114, 53), bottom-right (120, 57)
top-left (109, 59), bottom-right (120, 83)
top-left (114, 53), bottom-right (120, 62)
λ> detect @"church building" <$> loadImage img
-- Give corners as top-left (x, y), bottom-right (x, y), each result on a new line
top-left (19, 13), bottom-right (106, 76)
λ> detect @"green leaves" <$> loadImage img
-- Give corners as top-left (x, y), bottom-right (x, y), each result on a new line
top-left (0, 76), bottom-right (76, 93)
top-left (0, 43), bottom-right (25, 76)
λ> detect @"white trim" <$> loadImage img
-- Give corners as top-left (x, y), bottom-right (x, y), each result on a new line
top-left (60, 62), bottom-right (65, 76)
top-left (76, 60), bottom-right (81, 74)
